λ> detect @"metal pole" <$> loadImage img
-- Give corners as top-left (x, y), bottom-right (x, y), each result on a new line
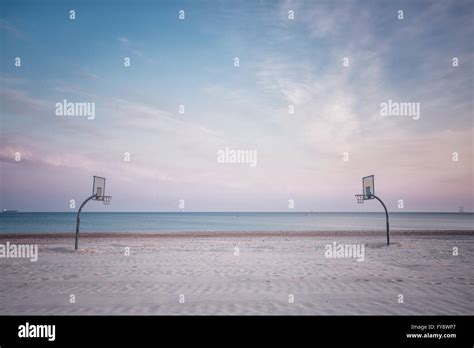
top-left (372, 195), bottom-right (390, 246)
top-left (75, 195), bottom-right (96, 250)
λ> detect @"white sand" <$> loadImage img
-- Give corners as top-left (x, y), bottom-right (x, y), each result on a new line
top-left (0, 231), bottom-right (472, 315)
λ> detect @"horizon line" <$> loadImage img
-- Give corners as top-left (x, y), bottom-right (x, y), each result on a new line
top-left (1, 211), bottom-right (472, 214)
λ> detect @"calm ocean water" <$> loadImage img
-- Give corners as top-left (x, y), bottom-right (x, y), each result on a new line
top-left (0, 212), bottom-right (472, 233)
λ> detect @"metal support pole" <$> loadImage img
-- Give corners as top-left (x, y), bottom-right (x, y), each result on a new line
top-left (372, 195), bottom-right (390, 246)
top-left (75, 195), bottom-right (96, 250)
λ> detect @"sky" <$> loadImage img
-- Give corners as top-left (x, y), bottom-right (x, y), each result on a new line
top-left (0, 0), bottom-right (473, 212)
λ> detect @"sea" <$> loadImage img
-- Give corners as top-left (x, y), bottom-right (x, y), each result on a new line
top-left (0, 212), bottom-right (472, 233)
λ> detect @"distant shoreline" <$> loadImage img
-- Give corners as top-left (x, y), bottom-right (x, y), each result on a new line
top-left (1, 230), bottom-right (473, 241)
top-left (1, 211), bottom-right (473, 214)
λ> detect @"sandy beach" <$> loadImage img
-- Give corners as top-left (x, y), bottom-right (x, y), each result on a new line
top-left (0, 231), bottom-right (472, 315)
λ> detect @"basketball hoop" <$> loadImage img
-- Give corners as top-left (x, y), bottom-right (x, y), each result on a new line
top-left (102, 196), bottom-right (112, 205)
top-left (75, 176), bottom-right (112, 250)
top-left (355, 194), bottom-right (365, 204)
top-left (354, 175), bottom-right (390, 246)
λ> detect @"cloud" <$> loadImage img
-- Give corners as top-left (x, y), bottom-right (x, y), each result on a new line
top-left (243, 0), bottom-right (474, 207)
top-left (112, 98), bottom-right (222, 140)
top-left (0, 76), bottom-right (28, 85)
top-left (79, 71), bottom-right (100, 80)
top-left (118, 36), bottom-right (144, 57)
top-left (0, 88), bottom-right (49, 114)
top-left (0, 145), bottom-right (95, 169)
top-left (0, 19), bottom-right (24, 38)
top-left (118, 37), bottom-right (130, 44)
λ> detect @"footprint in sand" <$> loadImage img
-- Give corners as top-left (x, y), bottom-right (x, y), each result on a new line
top-left (63, 274), bottom-right (79, 280)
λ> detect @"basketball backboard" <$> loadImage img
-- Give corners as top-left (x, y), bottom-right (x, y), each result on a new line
top-left (362, 175), bottom-right (375, 199)
top-left (92, 176), bottom-right (106, 199)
